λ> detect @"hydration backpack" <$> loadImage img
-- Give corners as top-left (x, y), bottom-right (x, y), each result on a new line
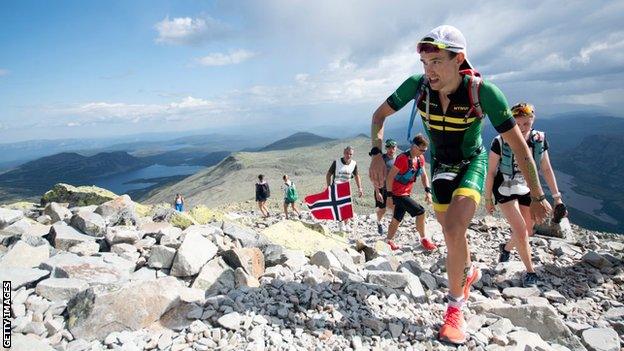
top-left (286, 183), bottom-right (298, 202)
top-left (394, 152), bottom-right (424, 185)
top-left (407, 69), bottom-right (484, 143)
top-left (497, 130), bottom-right (545, 177)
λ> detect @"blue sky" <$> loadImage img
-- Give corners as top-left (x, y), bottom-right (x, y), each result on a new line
top-left (1, 0), bottom-right (623, 143)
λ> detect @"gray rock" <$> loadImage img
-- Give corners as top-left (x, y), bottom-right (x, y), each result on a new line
top-left (544, 289), bottom-right (567, 303)
top-left (261, 244), bottom-right (286, 267)
top-left (70, 211), bottom-right (107, 237)
top-left (489, 318), bottom-right (514, 336)
top-left (68, 241), bottom-right (100, 256)
top-left (221, 221), bottom-right (270, 247)
top-left (1, 217), bottom-right (50, 237)
top-left (130, 267), bottom-right (158, 281)
top-left (148, 245), bottom-right (177, 269)
top-left (487, 303), bottom-right (584, 350)
top-left (366, 270), bottom-right (408, 288)
top-left (330, 247), bottom-right (358, 273)
top-left (221, 247), bottom-right (265, 279)
top-left (95, 195), bottom-right (138, 226)
top-left (0, 240), bottom-right (49, 268)
top-left (365, 256), bottom-right (393, 271)
top-left (47, 223), bottom-right (97, 251)
top-left (36, 278), bottom-right (89, 301)
top-left (234, 267), bottom-right (260, 288)
top-left (192, 257), bottom-right (235, 294)
top-left (507, 330), bottom-right (553, 350)
top-left (44, 202), bottom-right (72, 223)
top-left (40, 252), bottom-right (130, 285)
top-left (310, 250), bottom-right (342, 270)
top-left (217, 312), bottom-right (242, 330)
top-left (0, 267), bottom-right (49, 289)
top-left (419, 271), bottom-right (438, 290)
top-left (0, 207), bottom-right (24, 229)
top-left (11, 333), bottom-right (55, 351)
top-left (604, 307), bottom-right (624, 321)
top-left (581, 328), bottom-right (619, 351)
top-left (582, 251), bottom-right (613, 269)
top-left (388, 322), bottom-right (403, 338)
top-left (283, 249), bottom-right (307, 272)
top-left (105, 226), bottom-right (142, 245)
top-left (170, 232), bottom-right (218, 277)
top-left (400, 268), bottom-right (426, 301)
top-left (66, 276), bottom-right (183, 341)
top-left (502, 286), bottom-right (541, 299)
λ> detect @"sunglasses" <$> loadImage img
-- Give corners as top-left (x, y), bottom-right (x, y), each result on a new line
top-left (412, 144), bottom-right (428, 152)
top-left (511, 104), bottom-right (535, 117)
top-left (417, 41), bottom-right (463, 54)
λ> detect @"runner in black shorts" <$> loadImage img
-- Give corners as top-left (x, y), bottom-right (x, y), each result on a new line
top-left (385, 134), bottom-right (437, 251)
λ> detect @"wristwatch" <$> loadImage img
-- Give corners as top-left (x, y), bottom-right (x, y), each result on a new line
top-left (369, 147), bottom-right (381, 156)
top-left (531, 194), bottom-right (547, 202)
top-left (424, 186), bottom-right (432, 194)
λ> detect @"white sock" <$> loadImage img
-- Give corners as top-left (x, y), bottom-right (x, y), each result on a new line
top-left (448, 294), bottom-right (465, 308)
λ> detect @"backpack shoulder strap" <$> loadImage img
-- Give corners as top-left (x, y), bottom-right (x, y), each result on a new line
top-left (466, 74), bottom-right (484, 120)
top-left (407, 76), bottom-right (430, 142)
top-left (531, 130), bottom-right (546, 169)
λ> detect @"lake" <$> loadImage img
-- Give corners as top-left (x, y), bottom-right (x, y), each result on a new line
top-left (554, 170), bottom-right (619, 225)
top-left (94, 164), bottom-right (204, 195)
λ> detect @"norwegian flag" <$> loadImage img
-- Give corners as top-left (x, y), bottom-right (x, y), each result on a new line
top-left (304, 182), bottom-right (353, 221)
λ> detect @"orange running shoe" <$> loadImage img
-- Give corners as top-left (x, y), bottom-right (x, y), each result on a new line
top-left (438, 305), bottom-right (467, 345)
top-left (420, 237), bottom-right (437, 251)
top-left (462, 266), bottom-right (481, 301)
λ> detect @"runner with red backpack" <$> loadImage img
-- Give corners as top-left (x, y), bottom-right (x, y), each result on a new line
top-left (368, 25), bottom-right (552, 345)
top-left (385, 134), bottom-right (437, 252)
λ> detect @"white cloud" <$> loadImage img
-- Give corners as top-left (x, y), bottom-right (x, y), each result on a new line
top-left (55, 96), bottom-right (225, 125)
top-left (154, 16), bottom-right (231, 45)
top-left (197, 49), bottom-right (256, 66)
top-left (0, 69), bottom-right (9, 76)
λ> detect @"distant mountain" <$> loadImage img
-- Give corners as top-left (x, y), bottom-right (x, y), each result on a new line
top-left (0, 151), bottom-right (149, 201)
top-left (142, 136), bottom-right (371, 208)
top-left (259, 132), bottom-right (334, 151)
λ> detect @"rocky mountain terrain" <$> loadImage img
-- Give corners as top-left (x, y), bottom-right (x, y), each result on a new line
top-left (1, 183), bottom-right (622, 351)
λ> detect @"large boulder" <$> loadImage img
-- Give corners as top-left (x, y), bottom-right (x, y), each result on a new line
top-left (36, 277), bottom-right (89, 301)
top-left (0, 217), bottom-right (50, 237)
top-left (44, 202), bottom-right (72, 223)
top-left (260, 220), bottom-right (348, 255)
top-left (0, 207), bottom-right (24, 229)
top-left (486, 303), bottom-right (585, 350)
top-left (10, 334), bottom-right (55, 351)
top-left (221, 248), bottom-right (265, 279)
top-left (95, 195), bottom-right (138, 226)
top-left (42, 183), bottom-right (117, 207)
top-left (40, 252), bottom-right (132, 285)
top-left (66, 277), bottom-right (183, 341)
top-left (47, 223), bottom-right (98, 251)
top-left (170, 232), bottom-right (217, 277)
top-left (148, 245), bottom-right (177, 269)
top-left (0, 267), bottom-right (49, 290)
top-left (223, 221), bottom-right (271, 248)
top-left (70, 211), bottom-right (107, 237)
top-left (192, 257), bottom-right (235, 294)
top-left (581, 328), bottom-right (619, 351)
top-left (0, 241), bottom-right (49, 268)
top-left (104, 226), bottom-right (143, 245)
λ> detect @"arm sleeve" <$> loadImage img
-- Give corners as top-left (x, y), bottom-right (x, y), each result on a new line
top-left (394, 154), bottom-right (408, 173)
top-left (490, 137), bottom-right (502, 155)
top-left (479, 80), bottom-right (516, 133)
top-left (386, 74), bottom-right (424, 112)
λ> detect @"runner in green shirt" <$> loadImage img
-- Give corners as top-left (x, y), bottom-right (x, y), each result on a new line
top-left (368, 25), bottom-right (552, 345)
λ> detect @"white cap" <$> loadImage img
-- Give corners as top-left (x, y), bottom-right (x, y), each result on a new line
top-left (420, 25), bottom-right (467, 53)
top-left (420, 25), bottom-right (473, 70)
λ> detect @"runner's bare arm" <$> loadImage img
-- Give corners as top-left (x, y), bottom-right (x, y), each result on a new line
top-left (370, 102), bottom-right (397, 188)
top-left (371, 102), bottom-right (396, 148)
